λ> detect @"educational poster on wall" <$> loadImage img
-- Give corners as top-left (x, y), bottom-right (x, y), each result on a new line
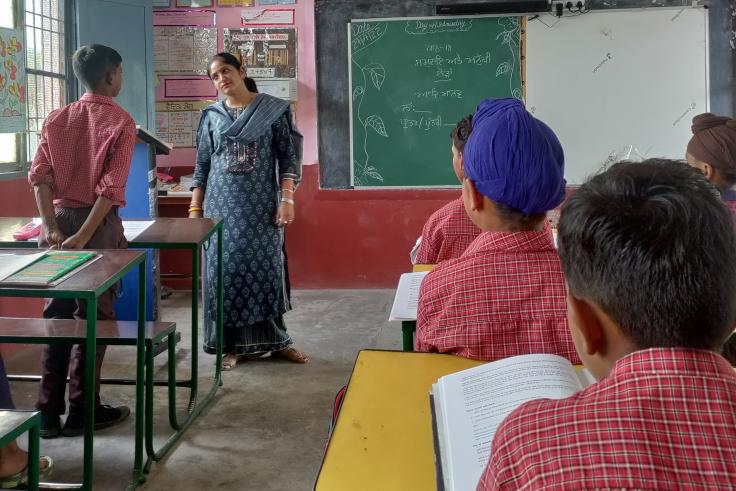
top-left (241, 8), bottom-right (295, 25)
top-left (258, 0), bottom-right (295, 4)
top-left (155, 100), bottom-right (213, 148)
top-left (176, 0), bottom-right (213, 6)
top-left (0, 28), bottom-right (26, 133)
top-left (154, 27), bottom-right (217, 74)
top-left (223, 28), bottom-right (297, 78)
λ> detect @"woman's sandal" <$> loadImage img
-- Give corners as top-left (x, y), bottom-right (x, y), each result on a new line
top-left (0, 455), bottom-right (54, 489)
top-left (222, 353), bottom-right (240, 371)
top-left (271, 347), bottom-right (309, 364)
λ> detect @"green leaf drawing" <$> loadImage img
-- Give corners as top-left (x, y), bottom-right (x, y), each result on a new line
top-left (496, 62), bottom-right (511, 77)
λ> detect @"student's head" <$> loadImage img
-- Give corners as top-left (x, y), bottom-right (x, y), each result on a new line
top-left (686, 113), bottom-right (736, 191)
top-left (450, 115), bottom-right (472, 183)
top-left (207, 52), bottom-right (253, 97)
top-left (461, 98), bottom-right (565, 232)
top-left (72, 44), bottom-right (123, 96)
top-left (558, 159), bottom-right (736, 379)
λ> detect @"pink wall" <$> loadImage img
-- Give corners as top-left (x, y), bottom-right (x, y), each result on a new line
top-left (155, 0), bottom-right (318, 167)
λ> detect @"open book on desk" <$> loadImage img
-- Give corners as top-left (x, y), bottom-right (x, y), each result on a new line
top-left (431, 354), bottom-right (595, 491)
top-left (388, 271), bottom-right (429, 321)
top-left (0, 251), bottom-right (99, 287)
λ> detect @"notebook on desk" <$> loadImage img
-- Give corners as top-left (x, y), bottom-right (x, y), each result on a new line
top-left (0, 251), bottom-right (99, 287)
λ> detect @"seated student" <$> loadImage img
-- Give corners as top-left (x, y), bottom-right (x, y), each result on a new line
top-left (415, 98), bottom-right (579, 363)
top-left (411, 115), bottom-right (481, 264)
top-left (686, 112), bottom-right (736, 215)
top-left (478, 159), bottom-right (736, 490)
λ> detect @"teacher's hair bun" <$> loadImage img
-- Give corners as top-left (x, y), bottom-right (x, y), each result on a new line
top-left (691, 112), bottom-right (734, 134)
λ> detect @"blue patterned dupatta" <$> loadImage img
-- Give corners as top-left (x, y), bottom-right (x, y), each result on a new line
top-left (200, 93), bottom-right (303, 165)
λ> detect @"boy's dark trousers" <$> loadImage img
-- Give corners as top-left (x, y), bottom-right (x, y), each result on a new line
top-left (35, 207), bottom-right (127, 416)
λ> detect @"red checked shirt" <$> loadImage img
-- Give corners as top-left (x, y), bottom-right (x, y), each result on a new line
top-left (478, 348), bottom-right (736, 491)
top-left (415, 229), bottom-right (579, 363)
top-left (28, 93), bottom-right (136, 208)
top-left (415, 197), bottom-right (482, 264)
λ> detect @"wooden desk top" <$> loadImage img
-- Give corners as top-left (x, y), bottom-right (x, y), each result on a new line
top-left (0, 249), bottom-right (146, 299)
top-left (316, 350), bottom-right (484, 491)
top-left (0, 217), bottom-right (222, 250)
top-left (125, 217), bottom-right (222, 248)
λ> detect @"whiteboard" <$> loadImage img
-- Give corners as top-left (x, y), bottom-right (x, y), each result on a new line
top-left (525, 8), bottom-right (709, 184)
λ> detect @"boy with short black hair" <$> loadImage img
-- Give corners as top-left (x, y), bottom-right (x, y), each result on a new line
top-left (416, 98), bottom-right (578, 363)
top-left (411, 114), bottom-right (481, 264)
top-left (28, 44), bottom-right (135, 438)
top-left (478, 159), bottom-right (736, 490)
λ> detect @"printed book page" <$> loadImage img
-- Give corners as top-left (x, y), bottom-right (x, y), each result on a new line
top-left (433, 354), bottom-right (586, 491)
top-left (388, 271), bottom-right (429, 321)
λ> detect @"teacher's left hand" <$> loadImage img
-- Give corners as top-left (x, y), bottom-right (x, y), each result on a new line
top-left (275, 202), bottom-right (295, 227)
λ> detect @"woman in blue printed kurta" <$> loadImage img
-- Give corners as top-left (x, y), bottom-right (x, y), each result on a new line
top-left (190, 53), bottom-right (308, 369)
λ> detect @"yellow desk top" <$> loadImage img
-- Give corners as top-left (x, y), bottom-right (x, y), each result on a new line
top-left (412, 264), bottom-right (435, 273)
top-left (315, 350), bottom-right (484, 491)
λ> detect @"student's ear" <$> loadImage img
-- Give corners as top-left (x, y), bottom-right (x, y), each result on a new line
top-left (567, 295), bottom-right (605, 357)
top-left (701, 162), bottom-right (716, 181)
top-left (464, 178), bottom-right (485, 212)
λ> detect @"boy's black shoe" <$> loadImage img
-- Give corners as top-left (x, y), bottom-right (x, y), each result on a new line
top-left (61, 404), bottom-right (131, 437)
top-left (40, 413), bottom-right (62, 439)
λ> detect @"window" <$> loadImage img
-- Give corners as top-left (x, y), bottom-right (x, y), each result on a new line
top-left (0, 0), bottom-right (71, 178)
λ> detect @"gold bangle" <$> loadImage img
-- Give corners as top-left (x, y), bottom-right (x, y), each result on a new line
top-left (280, 197), bottom-right (295, 206)
top-left (189, 207), bottom-right (203, 212)
top-left (189, 201), bottom-right (202, 207)
top-left (280, 188), bottom-right (294, 193)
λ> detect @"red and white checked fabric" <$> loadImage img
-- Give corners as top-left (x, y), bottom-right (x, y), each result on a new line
top-left (415, 229), bottom-right (579, 363)
top-left (478, 348), bottom-right (736, 491)
top-left (415, 196), bottom-right (481, 264)
top-left (29, 93), bottom-right (136, 207)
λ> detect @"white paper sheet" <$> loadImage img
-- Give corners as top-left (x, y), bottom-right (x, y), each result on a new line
top-left (388, 271), bottom-right (429, 321)
top-left (0, 251), bottom-right (47, 282)
top-left (122, 221), bottom-right (155, 241)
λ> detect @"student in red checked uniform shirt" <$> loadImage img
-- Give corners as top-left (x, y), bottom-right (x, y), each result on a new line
top-left (415, 98), bottom-right (579, 364)
top-left (28, 44), bottom-right (135, 438)
top-left (411, 115), bottom-right (481, 264)
top-left (478, 160), bottom-right (736, 491)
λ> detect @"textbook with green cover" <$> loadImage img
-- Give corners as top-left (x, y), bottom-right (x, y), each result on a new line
top-left (0, 251), bottom-right (98, 287)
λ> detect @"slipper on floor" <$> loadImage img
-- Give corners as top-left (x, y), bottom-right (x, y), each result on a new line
top-left (0, 455), bottom-right (54, 489)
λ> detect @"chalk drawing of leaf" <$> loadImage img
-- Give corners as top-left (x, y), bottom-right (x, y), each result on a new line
top-left (496, 62), bottom-right (511, 77)
top-left (364, 63), bottom-right (386, 91)
top-left (353, 85), bottom-right (365, 100)
top-left (365, 169), bottom-right (384, 182)
top-left (365, 115), bottom-right (388, 137)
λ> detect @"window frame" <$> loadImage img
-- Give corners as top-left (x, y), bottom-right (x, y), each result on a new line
top-left (0, 0), bottom-right (76, 181)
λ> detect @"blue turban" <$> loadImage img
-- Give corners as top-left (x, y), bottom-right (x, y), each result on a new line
top-left (463, 98), bottom-right (566, 215)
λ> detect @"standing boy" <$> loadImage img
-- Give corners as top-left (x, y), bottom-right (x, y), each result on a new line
top-left (478, 160), bottom-right (736, 490)
top-left (415, 98), bottom-right (578, 363)
top-left (28, 44), bottom-right (135, 438)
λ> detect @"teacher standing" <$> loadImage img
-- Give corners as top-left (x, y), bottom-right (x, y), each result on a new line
top-left (190, 52), bottom-right (308, 370)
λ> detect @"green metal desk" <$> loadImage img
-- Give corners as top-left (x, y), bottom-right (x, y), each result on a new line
top-left (0, 410), bottom-right (40, 491)
top-left (126, 218), bottom-right (223, 465)
top-left (0, 249), bottom-right (147, 490)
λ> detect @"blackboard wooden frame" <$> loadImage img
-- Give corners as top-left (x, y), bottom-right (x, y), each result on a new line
top-left (315, 0), bottom-right (736, 189)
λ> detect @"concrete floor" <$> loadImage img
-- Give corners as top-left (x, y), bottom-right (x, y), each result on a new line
top-left (3, 289), bottom-right (400, 490)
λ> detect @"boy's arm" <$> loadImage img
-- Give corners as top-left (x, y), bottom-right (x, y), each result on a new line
top-left (33, 184), bottom-right (66, 248)
top-left (61, 196), bottom-right (113, 249)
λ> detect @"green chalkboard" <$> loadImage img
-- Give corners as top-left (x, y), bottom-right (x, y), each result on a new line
top-left (349, 16), bottom-right (522, 187)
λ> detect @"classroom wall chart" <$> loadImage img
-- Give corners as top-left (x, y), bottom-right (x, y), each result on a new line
top-left (0, 27), bottom-right (26, 133)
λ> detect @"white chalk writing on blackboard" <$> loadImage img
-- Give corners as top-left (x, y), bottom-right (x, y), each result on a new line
top-left (352, 23), bottom-right (387, 53)
top-left (405, 19), bottom-right (473, 35)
